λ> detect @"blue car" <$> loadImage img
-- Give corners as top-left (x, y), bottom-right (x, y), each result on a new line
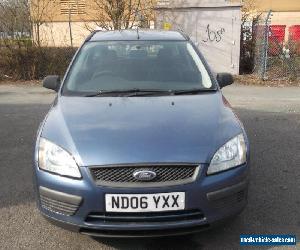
top-left (34, 30), bottom-right (249, 237)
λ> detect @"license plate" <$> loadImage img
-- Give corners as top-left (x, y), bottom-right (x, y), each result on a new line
top-left (105, 192), bottom-right (185, 212)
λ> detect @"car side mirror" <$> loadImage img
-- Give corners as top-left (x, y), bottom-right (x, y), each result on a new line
top-left (43, 75), bottom-right (61, 92)
top-left (216, 73), bottom-right (234, 89)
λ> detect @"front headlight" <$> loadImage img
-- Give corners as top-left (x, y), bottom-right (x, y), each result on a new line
top-left (207, 134), bottom-right (246, 175)
top-left (38, 138), bottom-right (81, 178)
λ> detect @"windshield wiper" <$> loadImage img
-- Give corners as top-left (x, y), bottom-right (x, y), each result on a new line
top-left (85, 88), bottom-right (216, 97)
top-left (172, 88), bottom-right (217, 95)
top-left (85, 88), bottom-right (172, 97)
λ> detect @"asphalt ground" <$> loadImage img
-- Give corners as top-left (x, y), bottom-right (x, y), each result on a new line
top-left (0, 84), bottom-right (299, 250)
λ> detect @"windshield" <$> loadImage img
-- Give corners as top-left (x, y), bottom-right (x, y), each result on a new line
top-left (62, 41), bottom-right (215, 96)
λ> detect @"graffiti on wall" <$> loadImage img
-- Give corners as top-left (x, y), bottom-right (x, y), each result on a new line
top-left (202, 24), bottom-right (225, 43)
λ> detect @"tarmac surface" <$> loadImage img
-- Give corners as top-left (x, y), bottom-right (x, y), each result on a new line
top-left (0, 84), bottom-right (299, 249)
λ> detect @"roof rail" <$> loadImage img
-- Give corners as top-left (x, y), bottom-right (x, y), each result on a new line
top-left (177, 29), bottom-right (190, 41)
top-left (85, 30), bottom-right (99, 42)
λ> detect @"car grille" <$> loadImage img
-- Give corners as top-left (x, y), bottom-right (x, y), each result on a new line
top-left (40, 194), bottom-right (79, 216)
top-left (89, 164), bottom-right (200, 187)
top-left (85, 209), bottom-right (205, 224)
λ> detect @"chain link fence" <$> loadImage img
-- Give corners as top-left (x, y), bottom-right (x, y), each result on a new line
top-left (253, 11), bottom-right (300, 81)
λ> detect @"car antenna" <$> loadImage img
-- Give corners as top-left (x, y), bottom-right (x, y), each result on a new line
top-left (136, 27), bottom-right (140, 40)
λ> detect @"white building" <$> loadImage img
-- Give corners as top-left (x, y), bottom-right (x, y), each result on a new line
top-left (155, 0), bottom-right (242, 74)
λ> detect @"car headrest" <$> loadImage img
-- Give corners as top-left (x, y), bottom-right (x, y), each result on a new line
top-left (102, 50), bottom-right (117, 61)
top-left (129, 50), bottom-right (147, 58)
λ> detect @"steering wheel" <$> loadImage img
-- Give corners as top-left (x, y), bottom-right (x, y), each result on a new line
top-left (92, 70), bottom-right (115, 80)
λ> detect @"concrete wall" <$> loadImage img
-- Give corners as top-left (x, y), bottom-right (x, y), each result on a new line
top-left (256, 0), bottom-right (300, 12)
top-left (157, 0), bottom-right (242, 8)
top-left (37, 22), bottom-right (95, 47)
top-left (36, 21), bottom-right (156, 47)
top-left (30, 0), bottom-right (155, 22)
top-left (156, 3), bottom-right (242, 74)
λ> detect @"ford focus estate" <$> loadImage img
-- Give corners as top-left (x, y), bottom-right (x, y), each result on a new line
top-left (34, 30), bottom-right (249, 237)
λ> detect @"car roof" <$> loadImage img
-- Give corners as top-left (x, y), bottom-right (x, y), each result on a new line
top-left (89, 29), bottom-right (188, 42)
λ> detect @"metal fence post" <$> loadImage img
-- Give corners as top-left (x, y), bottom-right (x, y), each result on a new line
top-left (261, 10), bottom-right (272, 80)
top-left (68, 8), bottom-right (73, 47)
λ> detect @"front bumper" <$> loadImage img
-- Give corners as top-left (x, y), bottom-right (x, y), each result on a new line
top-left (34, 163), bottom-right (249, 237)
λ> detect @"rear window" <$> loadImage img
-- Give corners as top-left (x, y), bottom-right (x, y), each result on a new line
top-left (62, 41), bottom-right (214, 95)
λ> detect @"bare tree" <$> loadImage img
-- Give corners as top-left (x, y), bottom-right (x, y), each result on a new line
top-left (240, 0), bottom-right (262, 73)
top-left (86, 0), bottom-right (155, 31)
top-left (0, 0), bottom-right (58, 46)
top-left (0, 0), bottom-right (31, 42)
top-left (29, 0), bottom-right (58, 46)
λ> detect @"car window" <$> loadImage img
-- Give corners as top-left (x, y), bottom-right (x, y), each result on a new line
top-left (62, 41), bottom-right (214, 95)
